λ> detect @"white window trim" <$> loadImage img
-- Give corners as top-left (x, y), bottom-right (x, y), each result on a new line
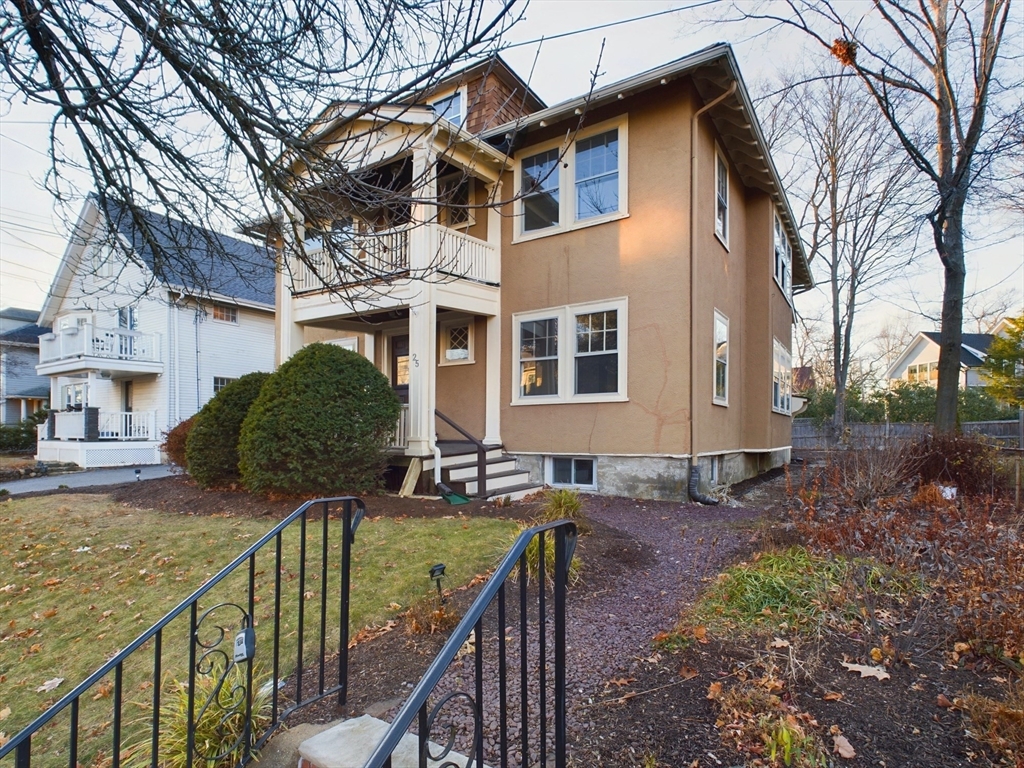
top-left (772, 338), bottom-right (792, 415)
top-left (714, 145), bottom-right (729, 250)
top-left (713, 309), bottom-right (729, 406)
top-left (773, 209), bottom-right (795, 307)
top-left (512, 116), bottom-right (629, 244)
top-left (430, 85), bottom-right (467, 129)
top-left (438, 316), bottom-right (475, 367)
top-left (545, 456), bottom-right (598, 491)
top-left (511, 297), bottom-right (629, 406)
top-left (211, 303), bottom-right (238, 324)
top-left (326, 337), bottom-right (359, 352)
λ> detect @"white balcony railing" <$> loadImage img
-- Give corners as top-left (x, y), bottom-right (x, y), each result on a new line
top-left (291, 226), bottom-right (411, 293)
top-left (53, 411), bottom-right (86, 440)
top-left (98, 411), bottom-right (157, 440)
top-left (46, 410), bottom-right (157, 441)
top-left (290, 223), bottom-right (496, 293)
top-left (391, 404), bottom-right (410, 449)
top-left (39, 325), bottom-right (161, 365)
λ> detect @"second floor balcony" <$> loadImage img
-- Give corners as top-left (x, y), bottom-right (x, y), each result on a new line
top-left (288, 222), bottom-right (498, 295)
top-left (38, 324), bottom-right (163, 378)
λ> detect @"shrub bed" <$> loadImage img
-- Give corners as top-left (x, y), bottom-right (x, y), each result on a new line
top-left (185, 372), bottom-right (270, 488)
top-left (238, 343), bottom-right (401, 496)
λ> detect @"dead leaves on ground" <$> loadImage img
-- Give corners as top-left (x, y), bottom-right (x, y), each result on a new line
top-left (840, 661), bottom-right (891, 681)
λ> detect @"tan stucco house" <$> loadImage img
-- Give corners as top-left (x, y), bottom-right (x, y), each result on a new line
top-left (268, 45), bottom-right (812, 500)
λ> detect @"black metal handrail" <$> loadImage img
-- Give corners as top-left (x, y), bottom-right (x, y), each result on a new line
top-left (363, 519), bottom-right (578, 768)
top-left (2, 496), bottom-right (366, 768)
top-left (435, 408), bottom-right (489, 497)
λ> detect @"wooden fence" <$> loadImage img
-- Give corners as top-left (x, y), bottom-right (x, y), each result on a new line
top-left (792, 417), bottom-right (1023, 450)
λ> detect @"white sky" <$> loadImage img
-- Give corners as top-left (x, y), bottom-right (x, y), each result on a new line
top-left (1, 0), bottom-right (1021, 346)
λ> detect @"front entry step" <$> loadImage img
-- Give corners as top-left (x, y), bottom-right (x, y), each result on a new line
top-left (298, 714), bottom-right (482, 768)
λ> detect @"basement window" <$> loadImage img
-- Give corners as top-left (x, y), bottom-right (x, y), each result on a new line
top-left (548, 457), bottom-right (596, 490)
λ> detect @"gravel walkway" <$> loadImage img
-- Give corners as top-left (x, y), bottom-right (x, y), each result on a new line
top-left (381, 498), bottom-right (764, 765)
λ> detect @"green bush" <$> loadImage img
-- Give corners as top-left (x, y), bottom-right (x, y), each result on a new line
top-left (0, 410), bottom-right (47, 453)
top-left (186, 372), bottom-right (271, 488)
top-left (160, 416), bottom-right (195, 469)
top-left (535, 488), bottom-right (592, 535)
top-left (238, 343), bottom-right (401, 496)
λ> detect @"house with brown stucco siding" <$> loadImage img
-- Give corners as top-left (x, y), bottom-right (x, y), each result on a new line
top-left (268, 44), bottom-right (812, 500)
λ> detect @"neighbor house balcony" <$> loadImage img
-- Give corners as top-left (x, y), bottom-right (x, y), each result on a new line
top-left (37, 325), bottom-right (163, 377)
top-left (289, 223), bottom-right (498, 296)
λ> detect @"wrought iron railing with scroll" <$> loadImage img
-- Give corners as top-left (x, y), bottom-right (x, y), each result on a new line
top-left (0, 497), bottom-right (365, 768)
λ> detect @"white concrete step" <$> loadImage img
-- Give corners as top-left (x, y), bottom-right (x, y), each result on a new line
top-left (298, 714), bottom-right (481, 768)
top-left (447, 458), bottom-right (518, 481)
top-left (464, 470), bottom-right (533, 495)
top-left (422, 448), bottom-right (503, 471)
top-left (485, 483), bottom-right (545, 502)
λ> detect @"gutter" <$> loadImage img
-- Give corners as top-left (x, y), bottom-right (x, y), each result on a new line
top-left (689, 81), bottom-right (737, 469)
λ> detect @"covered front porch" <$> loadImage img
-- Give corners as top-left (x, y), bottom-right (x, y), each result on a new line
top-left (36, 407), bottom-right (162, 468)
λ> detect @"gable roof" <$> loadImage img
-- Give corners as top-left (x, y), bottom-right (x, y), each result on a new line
top-left (482, 43), bottom-right (813, 292)
top-left (102, 199), bottom-right (275, 306)
top-left (921, 331), bottom-right (994, 367)
top-left (0, 323), bottom-right (50, 346)
top-left (40, 198), bottom-right (275, 324)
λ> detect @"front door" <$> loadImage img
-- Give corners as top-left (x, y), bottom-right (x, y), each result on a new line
top-left (123, 381), bottom-right (134, 413)
top-left (390, 335), bottom-right (410, 404)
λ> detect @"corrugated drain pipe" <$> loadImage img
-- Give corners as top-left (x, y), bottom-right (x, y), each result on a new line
top-left (689, 465), bottom-right (719, 506)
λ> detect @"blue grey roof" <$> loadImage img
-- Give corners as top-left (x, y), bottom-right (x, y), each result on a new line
top-left (0, 308), bottom-right (40, 323)
top-left (100, 198), bottom-right (276, 306)
top-left (0, 324), bottom-right (50, 345)
top-left (921, 332), bottom-right (994, 367)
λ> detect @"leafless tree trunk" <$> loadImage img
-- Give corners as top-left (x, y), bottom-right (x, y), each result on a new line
top-left (731, 0), bottom-right (1021, 432)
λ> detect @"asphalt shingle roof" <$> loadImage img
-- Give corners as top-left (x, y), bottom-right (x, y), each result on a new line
top-left (921, 331), bottom-right (994, 367)
top-left (0, 324), bottom-right (50, 345)
top-left (100, 198), bottom-right (276, 306)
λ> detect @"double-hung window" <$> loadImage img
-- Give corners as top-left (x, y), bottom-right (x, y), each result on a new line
top-left (772, 340), bottom-right (792, 414)
top-left (513, 299), bottom-right (628, 404)
top-left (715, 149), bottom-right (729, 245)
top-left (713, 310), bottom-right (729, 405)
top-left (431, 90), bottom-right (464, 128)
top-left (212, 304), bottom-right (237, 323)
top-left (517, 118), bottom-right (627, 238)
top-left (773, 214), bottom-right (792, 296)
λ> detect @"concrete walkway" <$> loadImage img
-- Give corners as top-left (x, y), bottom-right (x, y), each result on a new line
top-left (0, 464), bottom-right (175, 495)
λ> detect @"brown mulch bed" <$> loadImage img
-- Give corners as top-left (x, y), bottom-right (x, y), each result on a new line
top-left (57, 471), bottom-right (1014, 766)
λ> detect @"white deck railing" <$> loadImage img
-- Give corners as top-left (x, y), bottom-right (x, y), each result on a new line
top-left (98, 411), bottom-right (157, 440)
top-left (291, 227), bottom-right (411, 293)
top-left (53, 411), bottom-right (86, 440)
top-left (290, 223), bottom-right (496, 293)
top-left (40, 325), bottom-right (161, 364)
top-left (391, 404), bottom-right (410, 449)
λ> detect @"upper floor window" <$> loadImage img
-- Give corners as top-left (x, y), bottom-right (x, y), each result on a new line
top-left (213, 376), bottom-right (236, 393)
top-left (212, 304), bottom-right (238, 323)
top-left (516, 118), bottom-right (628, 240)
top-left (715, 149), bottom-right (729, 245)
top-left (714, 310), bottom-right (729, 405)
top-left (773, 339), bottom-right (792, 414)
top-left (431, 90), bottom-right (464, 129)
top-left (513, 298), bottom-right (628, 404)
top-left (773, 214), bottom-right (792, 296)
top-left (118, 307), bottom-right (137, 330)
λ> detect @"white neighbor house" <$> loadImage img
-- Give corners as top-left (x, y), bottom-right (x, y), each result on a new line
top-left (36, 198), bottom-right (276, 468)
top-left (884, 325), bottom-right (1011, 390)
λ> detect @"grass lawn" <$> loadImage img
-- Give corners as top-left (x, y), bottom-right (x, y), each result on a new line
top-left (0, 454), bottom-right (35, 470)
top-left (0, 494), bottom-right (515, 764)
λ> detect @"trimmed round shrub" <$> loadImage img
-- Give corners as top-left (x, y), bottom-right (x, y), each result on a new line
top-left (238, 343), bottom-right (401, 496)
top-left (161, 416), bottom-right (195, 469)
top-left (186, 372), bottom-right (271, 488)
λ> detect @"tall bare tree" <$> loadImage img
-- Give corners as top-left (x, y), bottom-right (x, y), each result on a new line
top-left (0, 0), bottom-right (528, 298)
top-left (732, 0), bottom-right (1020, 431)
top-left (779, 67), bottom-right (925, 429)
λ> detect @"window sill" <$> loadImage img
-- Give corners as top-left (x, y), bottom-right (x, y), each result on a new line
top-left (511, 394), bottom-right (629, 406)
top-left (714, 230), bottom-right (729, 251)
top-left (712, 398), bottom-right (729, 408)
top-left (512, 211), bottom-right (630, 245)
top-left (772, 407), bottom-right (792, 416)
top-left (438, 358), bottom-right (475, 367)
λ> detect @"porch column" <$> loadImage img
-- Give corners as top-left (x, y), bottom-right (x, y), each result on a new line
top-left (483, 313), bottom-right (502, 445)
top-left (276, 201), bottom-right (305, 367)
top-left (485, 180), bottom-right (502, 282)
top-left (20, 399), bottom-right (28, 421)
top-left (405, 144), bottom-right (439, 456)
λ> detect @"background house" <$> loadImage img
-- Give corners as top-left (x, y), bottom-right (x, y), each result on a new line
top-left (270, 45), bottom-right (811, 500)
top-left (0, 307), bottom-right (51, 423)
top-left (36, 198), bottom-right (276, 468)
top-left (885, 326), bottom-right (1006, 389)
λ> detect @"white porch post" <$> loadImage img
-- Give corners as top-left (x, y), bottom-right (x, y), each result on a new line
top-left (483, 180), bottom-right (503, 444)
top-left (276, 202), bottom-right (305, 367)
top-left (405, 144), bottom-right (438, 456)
